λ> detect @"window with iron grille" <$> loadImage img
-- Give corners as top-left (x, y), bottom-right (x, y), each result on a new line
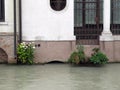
top-left (50, 0), bottom-right (66, 11)
top-left (0, 0), bottom-right (4, 22)
top-left (74, 0), bottom-right (103, 45)
top-left (111, 0), bottom-right (120, 35)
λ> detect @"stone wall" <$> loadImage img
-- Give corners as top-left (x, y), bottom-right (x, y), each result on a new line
top-left (0, 48), bottom-right (8, 63)
top-left (100, 41), bottom-right (120, 62)
top-left (0, 33), bottom-right (16, 63)
top-left (29, 41), bottom-right (76, 64)
top-left (26, 41), bottom-right (99, 64)
top-left (0, 37), bottom-right (117, 64)
top-left (33, 40), bottom-right (120, 63)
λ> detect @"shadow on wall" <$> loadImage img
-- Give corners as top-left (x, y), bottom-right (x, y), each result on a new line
top-left (0, 48), bottom-right (8, 63)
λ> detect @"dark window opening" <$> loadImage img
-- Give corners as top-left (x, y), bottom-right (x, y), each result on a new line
top-left (50, 0), bottom-right (66, 11)
top-left (111, 0), bottom-right (120, 35)
top-left (0, 0), bottom-right (5, 22)
top-left (74, 0), bottom-right (103, 45)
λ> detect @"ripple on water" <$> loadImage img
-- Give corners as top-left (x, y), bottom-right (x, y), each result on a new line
top-left (0, 64), bottom-right (120, 90)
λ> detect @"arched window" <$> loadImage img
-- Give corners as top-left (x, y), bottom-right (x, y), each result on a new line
top-left (50, 0), bottom-right (66, 11)
top-left (0, 0), bottom-right (4, 21)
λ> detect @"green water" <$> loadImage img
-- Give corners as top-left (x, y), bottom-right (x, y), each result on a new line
top-left (0, 64), bottom-right (120, 90)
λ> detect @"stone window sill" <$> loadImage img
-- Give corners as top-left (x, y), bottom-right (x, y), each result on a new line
top-left (0, 22), bottom-right (8, 25)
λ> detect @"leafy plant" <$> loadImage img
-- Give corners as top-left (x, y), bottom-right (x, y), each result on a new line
top-left (68, 45), bottom-right (86, 64)
top-left (90, 48), bottom-right (108, 65)
top-left (17, 42), bottom-right (35, 64)
top-left (77, 45), bottom-right (86, 63)
top-left (68, 51), bottom-right (80, 64)
top-left (92, 48), bottom-right (100, 54)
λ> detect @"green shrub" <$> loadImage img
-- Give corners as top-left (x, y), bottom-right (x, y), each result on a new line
top-left (68, 51), bottom-right (80, 64)
top-left (77, 45), bottom-right (86, 63)
top-left (92, 48), bottom-right (100, 54)
top-left (69, 46), bottom-right (108, 66)
top-left (17, 42), bottom-right (35, 64)
top-left (68, 45), bottom-right (86, 64)
top-left (90, 48), bottom-right (108, 65)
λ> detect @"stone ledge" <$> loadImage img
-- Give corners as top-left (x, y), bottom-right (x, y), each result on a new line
top-left (0, 32), bottom-right (14, 36)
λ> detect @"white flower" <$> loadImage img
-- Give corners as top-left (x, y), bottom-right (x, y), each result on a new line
top-left (25, 46), bottom-right (28, 48)
top-left (22, 45), bottom-right (25, 48)
top-left (22, 42), bottom-right (26, 45)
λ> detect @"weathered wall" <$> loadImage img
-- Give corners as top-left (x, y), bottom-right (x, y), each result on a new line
top-left (0, 0), bottom-right (16, 63)
top-left (31, 40), bottom-right (120, 63)
top-left (32, 41), bottom-right (76, 63)
top-left (100, 41), bottom-right (120, 62)
top-left (0, 48), bottom-right (8, 63)
top-left (0, 33), bottom-right (16, 63)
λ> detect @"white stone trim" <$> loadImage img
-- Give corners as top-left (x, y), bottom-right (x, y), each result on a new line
top-left (100, 34), bottom-right (113, 41)
top-left (103, 0), bottom-right (111, 33)
top-left (100, 0), bottom-right (113, 41)
top-left (22, 35), bottom-right (76, 41)
top-left (0, 22), bottom-right (8, 25)
top-left (113, 36), bottom-right (120, 41)
top-left (100, 35), bottom-right (120, 41)
top-left (0, 32), bottom-right (14, 36)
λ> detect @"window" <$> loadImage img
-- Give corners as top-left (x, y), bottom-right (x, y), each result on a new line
top-left (111, 0), bottom-right (120, 35)
top-left (50, 0), bottom-right (66, 11)
top-left (0, 0), bottom-right (4, 21)
top-left (74, 0), bottom-right (103, 45)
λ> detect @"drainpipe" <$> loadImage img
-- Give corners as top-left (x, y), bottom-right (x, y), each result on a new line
top-left (19, 0), bottom-right (22, 43)
top-left (14, 0), bottom-right (17, 58)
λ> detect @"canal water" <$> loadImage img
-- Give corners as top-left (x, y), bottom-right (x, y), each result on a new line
top-left (0, 63), bottom-right (120, 90)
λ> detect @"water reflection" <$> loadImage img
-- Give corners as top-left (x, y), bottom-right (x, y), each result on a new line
top-left (0, 64), bottom-right (120, 90)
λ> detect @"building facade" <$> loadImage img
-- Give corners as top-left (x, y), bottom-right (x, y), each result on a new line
top-left (0, 0), bottom-right (120, 63)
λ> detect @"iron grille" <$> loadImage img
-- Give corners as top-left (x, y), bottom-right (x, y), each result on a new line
top-left (111, 0), bottom-right (120, 35)
top-left (74, 0), bottom-right (103, 45)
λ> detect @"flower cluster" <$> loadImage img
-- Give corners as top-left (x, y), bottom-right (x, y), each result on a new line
top-left (17, 42), bottom-right (35, 64)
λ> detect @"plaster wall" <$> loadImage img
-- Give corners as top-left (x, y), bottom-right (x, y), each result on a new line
top-left (22, 0), bottom-right (75, 41)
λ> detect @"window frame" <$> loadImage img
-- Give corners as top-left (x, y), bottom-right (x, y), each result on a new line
top-left (74, 0), bottom-right (103, 45)
top-left (0, 0), bottom-right (5, 22)
top-left (111, 0), bottom-right (120, 35)
top-left (50, 0), bottom-right (66, 11)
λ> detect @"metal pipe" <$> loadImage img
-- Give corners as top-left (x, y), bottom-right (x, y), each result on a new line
top-left (19, 0), bottom-right (22, 43)
top-left (14, 0), bottom-right (17, 58)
